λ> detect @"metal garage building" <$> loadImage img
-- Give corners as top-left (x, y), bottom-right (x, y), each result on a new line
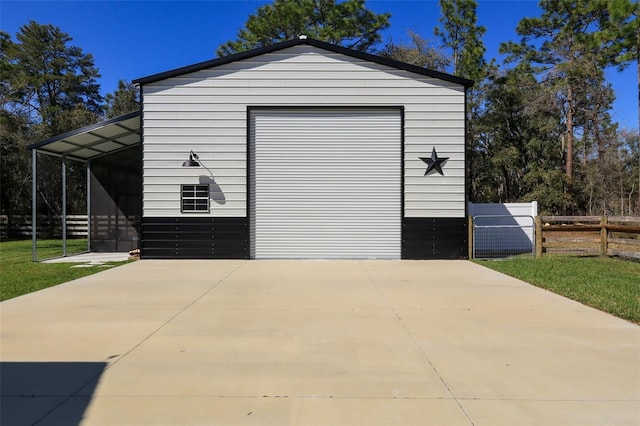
top-left (29, 36), bottom-right (473, 260)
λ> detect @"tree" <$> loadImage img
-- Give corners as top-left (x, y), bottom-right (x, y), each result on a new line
top-left (5, 21), bottom-right (102, 136)
top-left (579, 128), bottom-right (638, 215)
top-left (434, 0), bottom-right (487, 82)
top-left (105, 80), bottom-right (140, 118)
top-left (1, 31), bottom-right (17, 107)
top-left (1, 22), bottom-right (103, 216)
top-left (620, 129), bottom-right (640, 214)
top-left (593, 0), bottom-right (639, 131)
top-left (433, 0), bottom-right (489, 203)
top-left (378, 30), bottom-right (449, 71)
top-left (475, 64), bottom-right (569, 211)
top-left (500, 0), bottom-right (621, 191)
top-left (590, 0), bottom-right (639, 216)
top-left (0, 105), bottom-right (33, 214)
top-left (217, 0), bottom-right (390, 56)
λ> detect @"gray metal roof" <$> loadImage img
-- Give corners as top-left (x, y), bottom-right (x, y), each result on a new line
top-left (27, 111), bottom-right (141, 161)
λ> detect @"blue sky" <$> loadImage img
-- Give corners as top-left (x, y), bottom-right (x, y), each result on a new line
top-left (2, 0), bottom-right (637, 131)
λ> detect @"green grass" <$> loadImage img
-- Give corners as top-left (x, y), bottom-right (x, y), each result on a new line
top-left (476, 256), bottom-right (640, 323)
top-left (0, 239), bottom-right (129, 301)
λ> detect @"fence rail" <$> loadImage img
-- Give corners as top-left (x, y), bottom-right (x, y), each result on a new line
top-left (0, 215), bottom-right (88, 239)
top-left (5, 213), bottom-right (640, 261)
top-left (537, 216), bottom-right (640, 260)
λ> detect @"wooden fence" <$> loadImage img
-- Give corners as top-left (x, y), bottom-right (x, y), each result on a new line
top-left (536, 216), bottom-right (640, 260)
top-left (0, 215), bottom-right (88, 240)
top-left (4, 213), bottom-right (639, 261)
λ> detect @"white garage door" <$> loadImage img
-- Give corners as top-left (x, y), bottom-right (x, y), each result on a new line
top-left (250, 109), bottom-right (401, 259)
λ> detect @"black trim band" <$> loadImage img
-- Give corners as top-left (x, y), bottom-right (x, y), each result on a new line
top-left (402, 217), bottom-right (468, 259)
top-left (142, 217), bottom-right (248, 259)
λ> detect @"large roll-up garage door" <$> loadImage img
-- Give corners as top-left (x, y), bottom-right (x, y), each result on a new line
top-left (250, 108), bottom-right (401, 259)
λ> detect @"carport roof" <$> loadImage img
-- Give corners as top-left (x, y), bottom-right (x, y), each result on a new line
top-left (27, 111), bottom-right (141, 162)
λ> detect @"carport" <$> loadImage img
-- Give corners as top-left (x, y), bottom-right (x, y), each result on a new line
top-left (27, 112), bottom-right (141, 261)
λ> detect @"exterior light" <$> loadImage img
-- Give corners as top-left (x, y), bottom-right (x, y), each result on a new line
top-left (182, 150), bottom-right (214, 179)
top-left (182, 150), bottom-right (200, 167)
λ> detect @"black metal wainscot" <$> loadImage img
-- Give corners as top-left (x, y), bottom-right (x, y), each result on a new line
top-left (141, 217), bottom-right (248, 259)
top-left (402, 217), bottom-right (468, 259)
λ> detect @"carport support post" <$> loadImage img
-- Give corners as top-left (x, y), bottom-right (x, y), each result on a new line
top-left (32, 149), bottom-right (37, 262)
top-left (468, 216), bottom-right (474, 259)
top-left (87, 160), bottom-right (91, 253)
top-left (62, 155), bottom-right (67, 257)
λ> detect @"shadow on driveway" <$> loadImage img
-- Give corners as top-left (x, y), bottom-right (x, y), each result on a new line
top-left (1, 362), bottom-right (106, 425)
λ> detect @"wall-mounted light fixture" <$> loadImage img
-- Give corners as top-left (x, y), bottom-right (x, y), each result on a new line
top-left (182, 150), bottom-right (201, 167)
top-left (182, 150), bottom-right (215, 179)
top-left (180, 150), bottom-right (225, 205)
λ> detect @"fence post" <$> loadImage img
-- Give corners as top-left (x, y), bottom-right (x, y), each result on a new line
top-left (468, 216), bottom-right (474, 259)
top-left (535, 216), bottom-right (543, 258)
top-left (600, 215), bottom-right (608, 256)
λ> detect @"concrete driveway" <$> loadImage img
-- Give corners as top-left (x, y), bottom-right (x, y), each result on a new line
top-left (1, 260), bottom-right (638, 425)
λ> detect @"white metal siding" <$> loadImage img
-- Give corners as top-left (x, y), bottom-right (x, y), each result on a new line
top-left (250, 109), bottom-right (401, 259)
top-left (142, 45), bottom-right (466, 218)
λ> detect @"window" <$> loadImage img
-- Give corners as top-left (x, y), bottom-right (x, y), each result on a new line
top-left (181, 184), bottom-right (209, 212)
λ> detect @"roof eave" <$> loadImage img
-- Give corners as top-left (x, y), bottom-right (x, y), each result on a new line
top-left (132, 38), bottom-right (303, 85)
top-left (27, 111), bottom-right (141, 151)
top-left (133, 37), bottom-right (474, 88)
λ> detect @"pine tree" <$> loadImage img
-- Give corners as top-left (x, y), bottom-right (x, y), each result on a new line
top-left (105, 80), bottom-right (140, 118)
top-left (1, 22), bottom-right (103, 215)
top-left (500, 1), bottom-right (626, 178)
top-left (434, 0), bottom-right (489, 203)
top-left (6, 21), bottom-right (102, 135)
top-left (593, 0), bottom-right (639, 131)
top-left (217, 0), bottom-right (390, 56)
top-left (378, 30), bottom-right (449, 72)
top-left (434, 0), bottom-right (487, 82)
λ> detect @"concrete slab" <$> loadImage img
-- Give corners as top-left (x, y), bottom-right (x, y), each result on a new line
top-left (1, 260), bottom-right (638, 425)
top-left (63, 396), bottom-right (471, 426)
top-left (42, 252), bottom-right (130, 265)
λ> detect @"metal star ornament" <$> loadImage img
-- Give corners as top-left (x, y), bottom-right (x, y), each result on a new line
top-left (420, 147), bottom-right (449, 176)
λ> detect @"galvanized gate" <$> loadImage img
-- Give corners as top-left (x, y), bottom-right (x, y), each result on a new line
top-left (472, 215), bottom-right (535, 259)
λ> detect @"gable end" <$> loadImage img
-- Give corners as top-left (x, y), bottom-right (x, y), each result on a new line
top-left (133, 37), bottom-right (473, 88)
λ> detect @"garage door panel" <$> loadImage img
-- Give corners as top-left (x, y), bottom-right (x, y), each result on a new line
top-left (250, 109), bottom-right (401, 259)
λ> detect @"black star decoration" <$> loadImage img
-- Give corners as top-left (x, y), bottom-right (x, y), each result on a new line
top-left (420, 147), bottom-right (449, 176)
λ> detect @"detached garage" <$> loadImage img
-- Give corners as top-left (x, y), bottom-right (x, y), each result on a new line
top-left (135, 36), bottom-right (472, 260)
top-left (30, 36), bottom-right (472, 260)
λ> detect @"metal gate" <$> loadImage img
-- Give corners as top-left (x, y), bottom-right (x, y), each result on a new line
top-left (472, 215), bottom-right (535, 259)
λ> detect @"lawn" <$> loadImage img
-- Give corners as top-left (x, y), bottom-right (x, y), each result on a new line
top-left (476, 256), bottom-right (640, 324)
top-left (0, 239), bottom-right (129, 301)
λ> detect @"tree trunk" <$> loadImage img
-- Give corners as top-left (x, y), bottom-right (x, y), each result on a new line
top-left (566, 84), bottom-right (574, 181)
top-left (566, 84), bottom-right (574, 214)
